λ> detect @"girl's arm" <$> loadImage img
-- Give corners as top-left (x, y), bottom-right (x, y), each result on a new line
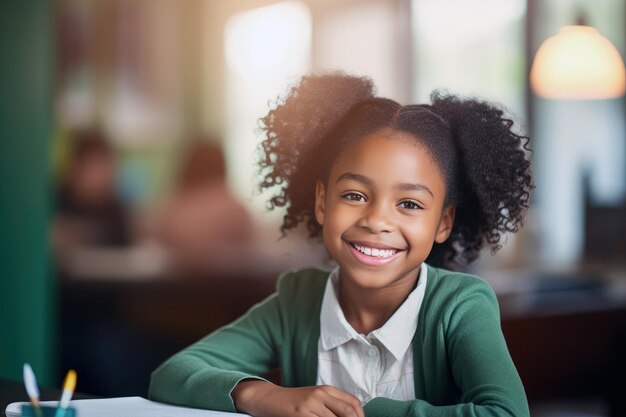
top-left (364, 279), bottom-right (529, 417)
top-left (149, 291), bottom-right (283, 412)
top-left (150, 269), bottom-right (364, 417)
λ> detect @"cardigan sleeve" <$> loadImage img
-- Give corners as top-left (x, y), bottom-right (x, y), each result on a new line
top-left (363, 279), bottom-right (529, 417)
top-left (149, 288), bottom-right (284, 412)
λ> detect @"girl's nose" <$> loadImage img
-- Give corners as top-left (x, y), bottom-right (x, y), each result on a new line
top-left (357, 201), bottom-right (395, 233)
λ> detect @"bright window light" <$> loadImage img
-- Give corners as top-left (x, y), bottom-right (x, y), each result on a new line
top-left (225, 1), bottom-right (310, 78)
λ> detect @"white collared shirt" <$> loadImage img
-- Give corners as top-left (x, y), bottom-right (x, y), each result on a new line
top-left (316, 263), bottom-right (428, 404)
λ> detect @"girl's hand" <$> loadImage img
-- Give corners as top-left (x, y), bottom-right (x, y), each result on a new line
top-left (232, 380), bottom-right (365, 417)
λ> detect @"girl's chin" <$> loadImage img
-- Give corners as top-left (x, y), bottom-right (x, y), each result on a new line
top-left (339, 268), bottom-right (399, 289)
top-left (338, 263), bottom-right (422, 291)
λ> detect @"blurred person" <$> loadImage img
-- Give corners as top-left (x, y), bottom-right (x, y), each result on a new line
top-left (52, 131), bottom-right (158, 397)
top-left (155, 140), bottom-right (255, 274)
top-left (53, 130), bottom-right (131, 263)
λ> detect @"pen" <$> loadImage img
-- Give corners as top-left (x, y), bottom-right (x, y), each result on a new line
top-left (23, 363), bottom-right (43, 417)
top-left (54, 369), bottom-right (77, 417)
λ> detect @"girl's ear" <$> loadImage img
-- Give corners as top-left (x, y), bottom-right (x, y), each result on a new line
top-left (315, 181), bottom-right (326, 226)
top-left (435, 204), bottom-right (456, 243)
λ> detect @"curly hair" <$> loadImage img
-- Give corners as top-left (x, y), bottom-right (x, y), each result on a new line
top-left (257, 72), bottom-right (534, 269)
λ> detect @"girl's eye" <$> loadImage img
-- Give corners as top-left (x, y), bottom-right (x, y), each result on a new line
top-left (342, 193), bottom-right (366, 202)
top-left (398, 200), bottom-right (422, 210)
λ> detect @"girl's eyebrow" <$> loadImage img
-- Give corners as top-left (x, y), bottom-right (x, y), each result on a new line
top-left (397, 182), bottom-right (434, 197)
top-left (336, 172), bottom-right (373, 186)
top-left (336, 172), bottom-right (434, 197)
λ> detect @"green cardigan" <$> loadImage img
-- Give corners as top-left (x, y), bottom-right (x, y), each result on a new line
top-left (149, 265), bottom-right (529, 417)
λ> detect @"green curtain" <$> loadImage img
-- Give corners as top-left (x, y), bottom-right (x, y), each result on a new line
top-left (0, 0), bottom-right (55, 386)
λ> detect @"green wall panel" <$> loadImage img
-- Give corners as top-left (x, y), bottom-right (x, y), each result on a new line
top-left (0, 0), bottom-right (55, 386)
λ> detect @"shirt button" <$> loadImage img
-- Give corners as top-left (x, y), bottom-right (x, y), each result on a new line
top-left (368, 348), bottom-right (378, 357)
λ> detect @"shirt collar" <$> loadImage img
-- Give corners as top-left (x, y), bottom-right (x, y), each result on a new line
top-left (319, 267), bottom-right (359, 351)
top-left (319, 263), bottom-right (429, 361)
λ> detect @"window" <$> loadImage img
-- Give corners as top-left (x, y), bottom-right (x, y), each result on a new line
top-left (224, 1), bottom-right (312, 218)
top-left (412, 0), bottom-right (526, 119)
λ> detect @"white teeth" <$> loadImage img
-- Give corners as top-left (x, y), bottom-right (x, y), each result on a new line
top-left (353, 244), bottom-right (397, 258)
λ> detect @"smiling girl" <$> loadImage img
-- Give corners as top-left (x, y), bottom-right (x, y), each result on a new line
top-left (150, 74), bottom-right (534, 417)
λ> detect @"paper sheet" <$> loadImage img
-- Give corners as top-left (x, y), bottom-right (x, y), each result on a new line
top-left (5, 397), bottom-right (250, 417)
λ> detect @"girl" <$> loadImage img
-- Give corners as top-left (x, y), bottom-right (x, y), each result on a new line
top-left (150, 73), bottom-right (533, 417)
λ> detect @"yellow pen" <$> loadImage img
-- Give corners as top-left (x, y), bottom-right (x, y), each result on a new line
top-left (23, 363), bottom-right (43, 417)
top-left (54, 370), bottom-right (77, 417)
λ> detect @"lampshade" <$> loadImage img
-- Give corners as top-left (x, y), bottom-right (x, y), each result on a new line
top-left (530, 25), bottom-right (626, 99)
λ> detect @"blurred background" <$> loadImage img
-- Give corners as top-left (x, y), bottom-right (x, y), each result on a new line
top-left (1, 0), bottom-right (625, 416)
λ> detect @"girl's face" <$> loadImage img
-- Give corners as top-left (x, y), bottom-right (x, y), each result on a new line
top-left (315, 130), bottom-right (455, 290)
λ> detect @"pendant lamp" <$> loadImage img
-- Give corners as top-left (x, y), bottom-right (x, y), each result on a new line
top-left (530, 23), bottom-right (626, 99)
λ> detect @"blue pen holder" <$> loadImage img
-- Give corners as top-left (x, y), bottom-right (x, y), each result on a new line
top-left (21, 405), bottom-right (77, 417)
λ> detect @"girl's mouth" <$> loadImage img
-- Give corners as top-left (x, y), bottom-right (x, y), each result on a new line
top-left (345, 241), bottom-right (404, 266)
